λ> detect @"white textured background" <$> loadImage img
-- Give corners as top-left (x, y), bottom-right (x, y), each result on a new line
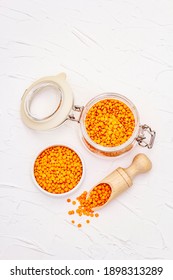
top-left (0, 0), bottom-right (173, 260)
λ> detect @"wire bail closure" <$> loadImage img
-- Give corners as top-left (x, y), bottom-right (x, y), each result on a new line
top-left (68, 105), bottom-right (84, 123)
top-left (136, 124), bottom-right (156, 149)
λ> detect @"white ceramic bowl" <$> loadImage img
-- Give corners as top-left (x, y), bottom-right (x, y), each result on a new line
top-left (32, 144), bottom-right (85, 197)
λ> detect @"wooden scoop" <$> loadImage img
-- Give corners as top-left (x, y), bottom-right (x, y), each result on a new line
top-left (88, 153), bottom-right (152, 210)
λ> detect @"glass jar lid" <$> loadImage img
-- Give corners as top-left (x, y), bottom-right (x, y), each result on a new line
top-left (20, 73), bottom-right (74, 130)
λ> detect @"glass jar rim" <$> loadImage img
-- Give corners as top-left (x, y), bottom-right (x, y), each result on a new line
top-left (24, 81), bottom-right (63, 121)
top-left (80, 92), bottom-right (140, 152)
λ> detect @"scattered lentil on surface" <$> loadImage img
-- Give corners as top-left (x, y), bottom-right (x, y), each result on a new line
top-left (85, 99), bottom-right (135, 147)
top-left (67, 183), bottom-right (112, 227)
top-left (34, 146), bottom-right (83, 194)
top-left (68, 210), bottom-right (75, 215)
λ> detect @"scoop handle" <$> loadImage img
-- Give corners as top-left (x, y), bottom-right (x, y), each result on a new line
top-left (88, 153), bottom-right (152, 210)
top-left (124, 153), bottom-right (152, 181)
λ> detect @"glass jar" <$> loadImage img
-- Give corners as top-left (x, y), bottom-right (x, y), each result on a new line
top-left (80, 93), bottom-right (139, 157)
top-left (21, 73), bottom-right (156, 157)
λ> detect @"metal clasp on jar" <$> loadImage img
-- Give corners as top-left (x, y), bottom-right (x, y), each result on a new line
top-left (136, 124), bottom-right (156, 149)
top-left (68, 105), bottom-right (84, 123)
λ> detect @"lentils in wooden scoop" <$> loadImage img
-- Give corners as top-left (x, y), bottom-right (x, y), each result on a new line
top-left (77, 183), bottom-right (112, 211)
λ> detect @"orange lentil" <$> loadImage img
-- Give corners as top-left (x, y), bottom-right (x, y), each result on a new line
top-left (72, 201), bottom-right (76, 205)
top-left (67, 198), bottom-right (71, 203)
top-left (85, 99), bottom-right (135, 147)
top-left (86, 220), bottom-right (90, 224)
top-left (68, 210), bottom-right (75, 215)
top-left (71, 220), bottom-right (75, 224)
top-left (77, 223), bottom-right (82, 228)
top-left (34, 146), bottom-right (83, 194)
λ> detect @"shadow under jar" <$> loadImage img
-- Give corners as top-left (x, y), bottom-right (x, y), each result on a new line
top-left (21, 73), bottom-right (156, 157)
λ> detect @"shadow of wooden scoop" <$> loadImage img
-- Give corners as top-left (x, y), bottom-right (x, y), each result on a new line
top-left (87, 153), bottom-right (152, 211)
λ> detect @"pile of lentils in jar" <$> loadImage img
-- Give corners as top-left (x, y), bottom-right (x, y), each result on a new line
top-left (85, 99), bottom-right (135, 147)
